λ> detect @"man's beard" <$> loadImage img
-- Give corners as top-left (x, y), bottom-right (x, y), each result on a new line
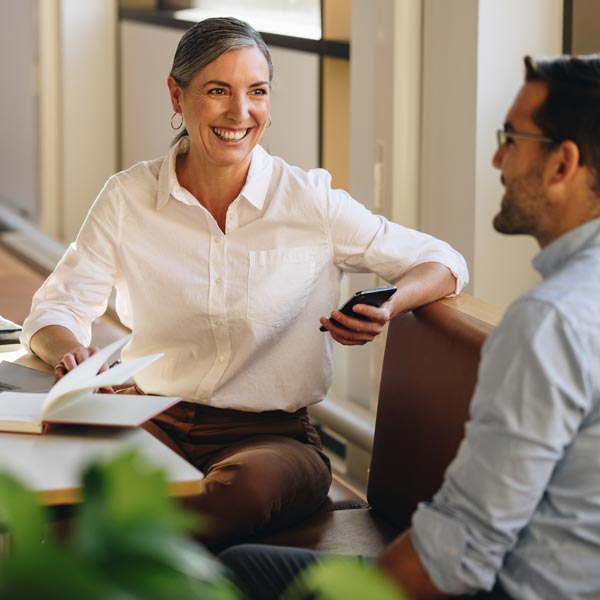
top-left (493, 165), bottom-right (548, 236)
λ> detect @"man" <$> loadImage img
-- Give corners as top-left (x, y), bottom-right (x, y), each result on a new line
top-left (220, 54), bottom-right (600, 599)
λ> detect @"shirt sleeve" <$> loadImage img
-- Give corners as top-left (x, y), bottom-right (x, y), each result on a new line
top-left (20, 178), bottom-right (121, 350)
top-left (323, 186), bottom-right (468, 294)
top-left (410, 299), bottom-right (590, 594)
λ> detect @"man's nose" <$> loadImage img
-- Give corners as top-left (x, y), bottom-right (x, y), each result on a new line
top-left (492, 144), bottom-right (504, 169)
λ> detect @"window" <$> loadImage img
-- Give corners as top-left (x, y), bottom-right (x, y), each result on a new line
top-left (169, 0), bottom-right (322, 40)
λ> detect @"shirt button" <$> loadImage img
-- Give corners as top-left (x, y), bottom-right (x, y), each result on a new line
top-left (214, 237), bottom-right (223, 244)
top-left (215, 277), bottom-right (222, 284)
top-left (219, 355), bottom-right (225, 363)
top-left (215, 320), bottom-right (223, 326)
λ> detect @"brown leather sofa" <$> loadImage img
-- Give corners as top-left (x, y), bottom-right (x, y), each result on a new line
top-left (252, 294), bottom-right (502, 556)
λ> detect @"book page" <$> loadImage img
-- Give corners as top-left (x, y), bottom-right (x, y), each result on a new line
top-left (0, 392), bottom-right (46, 424)
top-left (42, 336), bottom-right (130, 412)
top-left (0, 335), bottom-right (170, 432)
top-left (43, 353), bottom-right (163, 420)
top-left (46, 393), bottom-right (180, 428)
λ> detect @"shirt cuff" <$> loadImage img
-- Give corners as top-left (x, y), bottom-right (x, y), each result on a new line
top-left (20, 312), bottom-right (89, 353)
top-left (411, 503), bottom-right (496, 595)
top-left (412, 253), bottom-right (469, 297)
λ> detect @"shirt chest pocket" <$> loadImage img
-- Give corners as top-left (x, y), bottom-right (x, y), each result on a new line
top-left (247, 247), bottom-right (322, 327)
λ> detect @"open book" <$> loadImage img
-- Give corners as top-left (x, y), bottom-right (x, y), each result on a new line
top-left (0, 336), bottom-right (179, 434)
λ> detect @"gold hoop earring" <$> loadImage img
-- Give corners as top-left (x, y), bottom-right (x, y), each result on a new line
top-left (266, 115), bottom-right (272, 129)
top-left (170, 112), bottom-right (183, 130)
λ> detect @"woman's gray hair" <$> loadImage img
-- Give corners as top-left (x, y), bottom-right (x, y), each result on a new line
top-left (170, 16), bottom-right (273, 144)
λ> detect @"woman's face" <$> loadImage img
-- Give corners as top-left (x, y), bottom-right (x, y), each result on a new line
top-left (168, 46), bottom-right (271, 170)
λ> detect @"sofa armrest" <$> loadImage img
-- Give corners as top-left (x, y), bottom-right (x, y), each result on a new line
top-left (368, 295), bottom-right (500, 530)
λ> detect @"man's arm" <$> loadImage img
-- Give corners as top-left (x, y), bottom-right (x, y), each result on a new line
top-left (376, 530), bottom-right (447, 599)
top-left (319, 261), bottom-right (456, 345)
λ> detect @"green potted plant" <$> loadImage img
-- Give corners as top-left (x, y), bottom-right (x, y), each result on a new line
top-left (0, 451), bottom-right (240, 599)
top-left (283, 556), bottom-right (410, 600)
top-left (0, 450), bottom-right (409, 599)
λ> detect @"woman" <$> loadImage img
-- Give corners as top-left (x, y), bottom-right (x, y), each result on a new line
top-left (22, 17), bottom-right (468, 545)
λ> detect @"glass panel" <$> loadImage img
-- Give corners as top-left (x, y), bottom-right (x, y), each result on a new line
top-left (173, 0), bottom-right (322, 40)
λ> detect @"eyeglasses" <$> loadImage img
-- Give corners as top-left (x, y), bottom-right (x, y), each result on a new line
top-left (496, 129), bottom-right (555, 150)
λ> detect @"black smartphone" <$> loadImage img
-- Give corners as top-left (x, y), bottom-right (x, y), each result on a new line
top-left (320, 285), bottom-right (397, 331)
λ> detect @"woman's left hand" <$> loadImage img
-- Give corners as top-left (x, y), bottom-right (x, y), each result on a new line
top-left (319, 298), bottom-right (394, 346)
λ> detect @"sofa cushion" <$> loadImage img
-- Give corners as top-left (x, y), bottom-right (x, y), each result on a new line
top-left (253, 506), bottom-right (398, 556)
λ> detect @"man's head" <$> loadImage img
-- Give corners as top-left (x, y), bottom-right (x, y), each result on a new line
top-left (493, 54), bottom-right (600, 247)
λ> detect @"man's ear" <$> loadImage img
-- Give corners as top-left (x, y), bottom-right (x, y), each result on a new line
top-left (548, 140), bottom-right (580, 184)
top-left (167, 75), bottom-right (182, 112)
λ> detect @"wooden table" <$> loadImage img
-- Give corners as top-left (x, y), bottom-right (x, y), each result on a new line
top-left (0, 345), bottom-right (203, 505)
top-left (0, 425), bottom-right (203, 505)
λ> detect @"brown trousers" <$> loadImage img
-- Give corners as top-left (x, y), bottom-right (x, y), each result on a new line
top-left (133, 395), bottom-right (331, 548)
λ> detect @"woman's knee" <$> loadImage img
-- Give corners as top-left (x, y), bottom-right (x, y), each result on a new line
top-left (194, 437), bottom-right (331, 538)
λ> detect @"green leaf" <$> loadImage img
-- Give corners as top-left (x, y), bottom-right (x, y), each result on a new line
top-left (283, 557), bottom-right (410, 600)
top-left (80, 450), bottom-right (197, 528)
top-left (0, 473), bottom-right (46, 554)
top-left (85, 562), bottom-right (241, 600)
top-left (0, 543), bottom-right (127, 600)
top-left (71, 450), bottom-right (199, 555)
top-left (0, 450), bottom-right (241, 600)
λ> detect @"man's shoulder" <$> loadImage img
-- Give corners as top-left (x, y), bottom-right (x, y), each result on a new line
top-left (488, 266), bottom-right (598, 366)
top-left (493, 294), bottom-right (555, 340)
top-left (528, 249), bottom-right (600, 332)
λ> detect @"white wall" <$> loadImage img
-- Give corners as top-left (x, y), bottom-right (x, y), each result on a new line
top-left (261, 46), bottom-right (319, 170)
top-left (392, 0), bottom-right (422, 228)
top-left (350, 0), bottom-right (421, 227)
top-left (38, 0), bottom-right (60, 238)
top-left (474, 0), bottom-right (563, 306)
top-left (331, 0), bottom-right (421, 412)
top-left (120, 21), bottom-right (181, 168)
top-left (0, 0), bottom-right (39, 221)
top-left (421, 0), bottom-right (563, 308)
top-left (60, 0), bottom-right (118, 242)
top-left (421, 0), bottom-right (478, 280)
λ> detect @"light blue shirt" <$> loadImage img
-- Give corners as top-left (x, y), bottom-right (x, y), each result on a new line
top-left (412, 218), bottom-right (600, 599)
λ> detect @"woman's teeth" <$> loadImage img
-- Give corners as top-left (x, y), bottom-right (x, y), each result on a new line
top-left (213, 128), bottom-right (247, 141)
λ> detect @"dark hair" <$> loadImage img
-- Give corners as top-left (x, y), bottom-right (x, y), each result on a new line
top-left (170, 16), bottom-right (273, 144)
top-left (524, 54), bottom-right (600, 195)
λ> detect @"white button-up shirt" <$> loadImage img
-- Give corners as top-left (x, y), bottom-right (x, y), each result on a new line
top-left (22, 139), bottom-right (468, 412)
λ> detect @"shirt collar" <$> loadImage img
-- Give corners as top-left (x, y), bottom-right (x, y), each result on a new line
top-left (156, 138), bottom-right (272, 211)
top-left (156, 137), bottom-right (190, 210)
top-left (239, 144), bottom-right (273, 210)
top-left (533, 217), bottom-right (600, 279)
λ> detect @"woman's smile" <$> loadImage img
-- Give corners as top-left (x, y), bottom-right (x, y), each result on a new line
top-left (212, 127), bottom-right (251, 142)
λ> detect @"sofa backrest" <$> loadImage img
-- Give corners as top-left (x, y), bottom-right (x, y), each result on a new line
top-left (367, 295), bottom-right (501, 531)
